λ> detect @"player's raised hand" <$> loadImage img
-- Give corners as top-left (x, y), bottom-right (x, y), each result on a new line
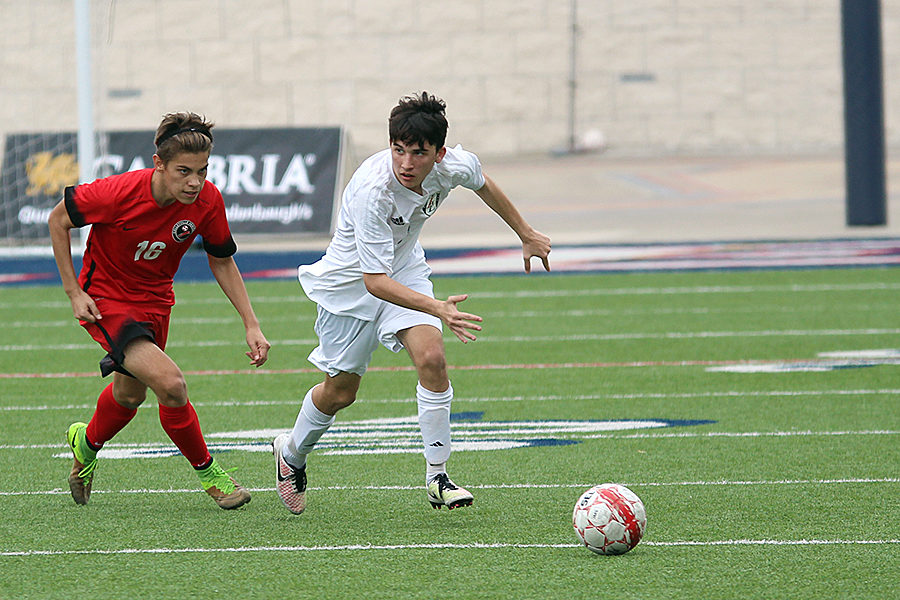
top-left (523, 230), bottom-right (551, 273)
top-left (441, 294), bottom-right (483, 343)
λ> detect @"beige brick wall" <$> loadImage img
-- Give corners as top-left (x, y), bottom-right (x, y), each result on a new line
top-left (1, 0), bottom-right (898, 159)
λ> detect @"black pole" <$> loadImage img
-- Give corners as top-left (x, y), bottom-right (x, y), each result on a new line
top-left (841, 0), bottom-right (886, 226)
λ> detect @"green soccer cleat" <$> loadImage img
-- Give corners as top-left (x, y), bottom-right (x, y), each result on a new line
top-left (427, 473), bottom-right (473, 510)
top-left (197, 459), bottom-right (251, 510)
top-left (66, 422), bottom-right (98, 505)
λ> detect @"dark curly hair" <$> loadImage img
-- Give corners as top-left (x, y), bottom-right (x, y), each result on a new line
top-left (388, 92), bottom-right (448, 150)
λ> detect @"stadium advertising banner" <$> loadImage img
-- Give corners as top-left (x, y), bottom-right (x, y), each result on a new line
top-left (1, 127), bottom-right (342, 239)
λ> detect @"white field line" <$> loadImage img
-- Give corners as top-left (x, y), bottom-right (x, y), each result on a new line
top-left (7, 315), bottom-right (314, 328)
top-left (3, 539), bottom-right (899, 557)
top-left (3, 359), bottom-right (887, 379)
top-left (3, 327), bottom-right (900, 352)
top-left (586, 429), bottom-right (900, 439)
top-left (2, 430), bottom-right (897, 452)
top-left (3, 477), bottom-right (898, 497)
top-left (4, 481), bottom-right (897, 556)
top-left (2, 281), bottom-right (898, 311)
top-left (8, 303), bottom-right (898, 329)
top-left (3, 388), bottom-right (899, 412)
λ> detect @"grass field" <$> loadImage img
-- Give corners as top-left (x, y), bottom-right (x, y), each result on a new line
top-left (1, 267), bottom-right (898, 599)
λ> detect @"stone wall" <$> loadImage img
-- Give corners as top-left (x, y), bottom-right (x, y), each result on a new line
top-left (1, 0), bottom-right (898, 159)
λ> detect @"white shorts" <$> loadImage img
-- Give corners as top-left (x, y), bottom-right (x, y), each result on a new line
top-left (307, 278), bottom-right (442, 377)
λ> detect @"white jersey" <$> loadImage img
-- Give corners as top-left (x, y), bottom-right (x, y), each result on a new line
top-left (299, 144), bottom-right (485, 320)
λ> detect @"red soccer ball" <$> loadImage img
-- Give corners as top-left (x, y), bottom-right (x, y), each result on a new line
top-left (572, 483), bottom-right (647, 555)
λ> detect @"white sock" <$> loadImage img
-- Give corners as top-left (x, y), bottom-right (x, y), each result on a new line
top-left (426, 462), bottom-right (446, 485)
top-left (283, 387), bottom-right (335, 469)
top-left (417, 381), bottom-right (452, 473)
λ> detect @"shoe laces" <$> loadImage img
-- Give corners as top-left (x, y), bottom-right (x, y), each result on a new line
top-left (285, 462), bottom-right (307, 493)
top-left (432, 473), bottom-right (457, 493)
top-left (199, 462), bottom-right (238, 495)
top-left (294, 468), bottom-right (306, 493)
top-left (77, 458), bottom-right (98, 482)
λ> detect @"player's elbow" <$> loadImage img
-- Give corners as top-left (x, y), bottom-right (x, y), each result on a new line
top-left (363, 272), bottom-right (388, 297)
top-left (47, 202), bottom-right (72, 232)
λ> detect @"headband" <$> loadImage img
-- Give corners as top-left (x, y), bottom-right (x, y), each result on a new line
top-left (155, 126), bottom-right (213, 148)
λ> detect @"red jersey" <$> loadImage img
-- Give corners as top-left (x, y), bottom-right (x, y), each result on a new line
top-left (65, 168), bottom-right (236, 306)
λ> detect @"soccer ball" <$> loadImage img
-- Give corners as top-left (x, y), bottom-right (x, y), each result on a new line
top-left (572, 483), bottom-right (647, 555)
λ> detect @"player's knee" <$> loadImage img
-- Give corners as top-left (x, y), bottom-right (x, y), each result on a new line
top-left (415, 345), bottom-right (447, 383)
top-left (416, 350), bottom-right (449, 392)
top-left (114, 388), bottom-right (146, 409)
top-left (325, 386), bottom-right (357, 412)
top-left (154, 372), bottom-right (188, 406)
top-left (318, 378), bottom-right (359, 413)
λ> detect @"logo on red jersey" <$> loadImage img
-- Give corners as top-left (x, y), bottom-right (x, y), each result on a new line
top-left (172, 219), bottom-right (196, 242)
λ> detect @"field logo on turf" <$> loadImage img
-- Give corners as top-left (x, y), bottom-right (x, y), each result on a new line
top-left (707, 349), bottom-right (900, 373)
top-left (51, 413), bottom-right (715, 459)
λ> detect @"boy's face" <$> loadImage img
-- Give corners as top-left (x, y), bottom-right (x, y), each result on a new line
top-left (390, 139), bottom-right (446, 194)
top-left (152, 151), bottom-right (209, 205)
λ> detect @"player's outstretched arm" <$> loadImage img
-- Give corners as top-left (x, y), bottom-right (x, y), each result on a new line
top-left (474, 174), bottom-right (551, 273)
top-left (207, 255), bottom-right (271, 366)
top-left (363, 272), bottom-right (483, 343)
top-left (47, 200), bottom-right (102, 322)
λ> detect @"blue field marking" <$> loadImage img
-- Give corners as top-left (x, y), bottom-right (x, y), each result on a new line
top-left (51, 415), bottom-right (717, 460)
top-left (451, 411), bottom-right (485, 421)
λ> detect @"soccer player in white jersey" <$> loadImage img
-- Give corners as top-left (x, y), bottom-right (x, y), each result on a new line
top-left (273, 92), bottom-right (551, 514)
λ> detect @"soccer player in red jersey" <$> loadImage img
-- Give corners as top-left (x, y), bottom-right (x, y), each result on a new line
top-left (47, 112), bottom-right (270, 510)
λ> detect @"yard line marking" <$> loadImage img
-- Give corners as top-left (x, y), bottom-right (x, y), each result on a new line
top-left (10, 304), bottom-right (896, 329)
top-left (0, 355), bottom-right (895, 378)
top-left (0, 361), bottom-right (694, 379)
top-left (20, 431), bottom-right (900, 459)
top-left (2, 477), bottom-right (897, 497)
top-left (6, 429), bottom-right (895, 453)
top-left (3, 388), bottom-right (898, 412)
top-left (3, 327), bottom-right (900, 352)
top-left (2, 281), bottom-right (897, 311)
top-left (2, 539), bottom-right (898, 557)
top-left (478, 329), bottom-right (900, 343)
top-left (487, 303), bottom-right (896, 318)
top-left (525, 285), bottom-right (890, 298)
top-left (642, 539), bottom-right (900, 547)
top-left (586, 430), bottom-right (900, 439)
top-left (7, 314), bottom-right (317, 329)
top-left (470, 282), bottom-right (900, 299)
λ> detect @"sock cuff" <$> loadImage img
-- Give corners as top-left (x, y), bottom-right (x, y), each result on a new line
top-left (158, 400), bottom-right (195, 417)
top-left (301, 388), bottom-right (335, 427)
top-left (100, 383), bottom-right (138, 417)
top-left (158, 400), bottom-right (198, 428)
top-left (85, 383), bottom-right (137, 449)
top-left (416, 381), bottom-right (453, 404)
top-left (427, 463), bottom-right (447, 476)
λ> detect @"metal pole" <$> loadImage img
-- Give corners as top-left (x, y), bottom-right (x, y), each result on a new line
top-left (74, 0), bottom-right (94, 249)
top-left (841, 0), bottom-right (886, 226)
top-left (567, 0), bottom-right (577, 153)
top-left (74, 0), bottom-right (94, 184)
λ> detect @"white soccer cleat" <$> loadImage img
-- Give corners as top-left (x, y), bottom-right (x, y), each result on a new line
top-left (273, 433), bottom-right (306, 514)
top-left (426, 473), bottom-right (473, 510)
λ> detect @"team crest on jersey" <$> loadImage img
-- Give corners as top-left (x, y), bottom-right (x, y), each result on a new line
top-left (421, 192), bottom-right (442, 216)
top-left (172, 219), bottom-right (196, 242)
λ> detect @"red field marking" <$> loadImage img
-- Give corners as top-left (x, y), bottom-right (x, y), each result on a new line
top-left (0, 359), bottom-right (765, 379)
